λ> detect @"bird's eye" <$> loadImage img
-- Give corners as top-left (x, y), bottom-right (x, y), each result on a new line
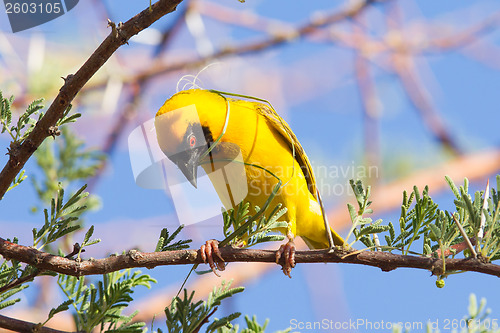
top-left (188, 134), bottom-right (196, 147)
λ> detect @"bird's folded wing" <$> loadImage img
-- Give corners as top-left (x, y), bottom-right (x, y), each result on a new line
top-left (256, 104), bottom-right (317, 197)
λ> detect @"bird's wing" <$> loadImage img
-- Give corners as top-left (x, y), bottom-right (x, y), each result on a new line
top-left (255, 103), bottom-right (317, 196)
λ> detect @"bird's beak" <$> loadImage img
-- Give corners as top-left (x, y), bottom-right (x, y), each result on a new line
top-left (178, 159), bottom-right (198, 188)
top-left (169, 146), bottom-right (205, 189)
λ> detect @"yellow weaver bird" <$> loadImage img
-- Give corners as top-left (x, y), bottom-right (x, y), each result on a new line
top-left (155, 89), bottom-right (343, 277)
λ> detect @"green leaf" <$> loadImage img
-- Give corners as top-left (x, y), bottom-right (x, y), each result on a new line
top-left (414, 185), bottom-right (421, 202)
top-left (0, 93), bottom-right (13, 130)
top-left (156, 225), bottom-right (192, 252)
top-left (46, 299), bottom-right (74, 323)
top-left (388, 222), bottom-right (395, 241)
top-left (423, 243), bottom-right (432, 256)
top-left (83, 225), bottom-right (94, 244)
top-left (0, 284), bottom-right (29, 310)
top-left (63, 184), bottom-right (88, 210)
top-left (207, 312), bottom-right (241, 332)
top-left (444, 176), bottom-right (462, 200)
top-left (58, 113), bottom-right (81, 126)
top-left (347, 203), bottom-right (357, 223)
top-left (58, 269), bottom-right (154, 332)
top-left (165, 280), bottom-right (243, 333)
top-left (429, 224), bottom-right (441, 241)
top-left (7, 170), bottom-right (27, 192)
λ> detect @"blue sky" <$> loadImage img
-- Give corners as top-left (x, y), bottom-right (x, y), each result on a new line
top-left (2, 0), bottom-right (500, 332)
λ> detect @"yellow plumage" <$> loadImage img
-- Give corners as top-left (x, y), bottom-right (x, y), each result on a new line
top-left (155, 89), bottom-right (343, 250)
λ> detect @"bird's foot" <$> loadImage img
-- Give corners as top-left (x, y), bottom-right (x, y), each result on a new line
top-left (200, 239), bottom-right (225, 276)
top-left (275, 239), bottom-right (296, 278)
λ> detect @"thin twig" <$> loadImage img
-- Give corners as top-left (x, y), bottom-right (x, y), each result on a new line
top-left (87, 4), bottom-right (191, 191)
top-left (0, 0), bottom-right (183, 199)
top-left (0, 243), bottom-right (82, 294)
top-left (0, 314), bottom-right (80, 333)
top-left (425, 12), bottom-right (500, 53)
top-left (436, 237), bottom-right (477, 258)
top-left (452, 214), bottom-right (477, 258)
top-left (386, 1), bottom-right (461, 154)
top-left (192, 307), bottom-right (217, 333)
top-left (0, 268), bottom-right (40, 294)
top-left (81, 0), bottom-right (384, 93)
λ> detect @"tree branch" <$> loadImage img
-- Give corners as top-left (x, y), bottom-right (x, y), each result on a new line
top-left (0, 0), bottom-right (183, 200)
top-left (0, 314), bottom-right (77, 333)
top-left (1, 237), bottom-right (499, 279)
top-left (87, 3), bottom-right (190, 192)
top-left (82, 0), bottom-right (384, 93)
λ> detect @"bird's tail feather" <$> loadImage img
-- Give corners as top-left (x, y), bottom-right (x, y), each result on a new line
top-left (330, 227), bottom-right (344, 246)
top-left (301, 228), bottom-right (343, 250)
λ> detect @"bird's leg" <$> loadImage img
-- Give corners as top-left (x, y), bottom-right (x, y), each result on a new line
top-left (275, 231), bottom-right (296, 278)
top-left (200, 239), bottom-right (225, 276)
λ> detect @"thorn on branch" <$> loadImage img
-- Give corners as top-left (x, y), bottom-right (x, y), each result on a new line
top-left (65, 243), bottom-right (83, 259)
top-left (33, 323), bottom-right (43, 333)
top-left (107, 19), bottom-right (129, 45)
top-left (431, 262), bottom-right (444, 276)
top-left (6, 142), bottom-right (21, 157)
top-left (127, 249), bottom-right (143, 261)
top-left (61, 74), bottom-right (74, 84)
top-left (436, 237), bottom-right (477, 258)
top-left (48, 126), bottom-right (61, 139)
top-left (452, 214), bottom-right (477, 258)
top-left (33, 252), bottom-right (44, 265)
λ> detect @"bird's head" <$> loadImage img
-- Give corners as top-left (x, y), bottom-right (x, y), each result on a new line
top-left (154, 89), bottom-right (226, 188)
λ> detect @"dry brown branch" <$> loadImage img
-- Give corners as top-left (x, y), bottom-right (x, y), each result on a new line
top-left (1, 237), bottom-right (499, 279)
top-left (0, 314), bottom-right (77, 333)
top-left (396, 57), bottom-right (459, 152)
top-left (379, 2), bottom-right (461, 154)
top-left (386, 8), bottom-right (461, 155)
top-left (425, 12), bottom-right (500, 53)
top-left (81, 0), bottom-right (383, 93)
top-left (195, 1), bottom-right (294, 34)
top-left (0, 0), bottom-right (184, 199)
top-left (87, 5), bottom-right (190, 191)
